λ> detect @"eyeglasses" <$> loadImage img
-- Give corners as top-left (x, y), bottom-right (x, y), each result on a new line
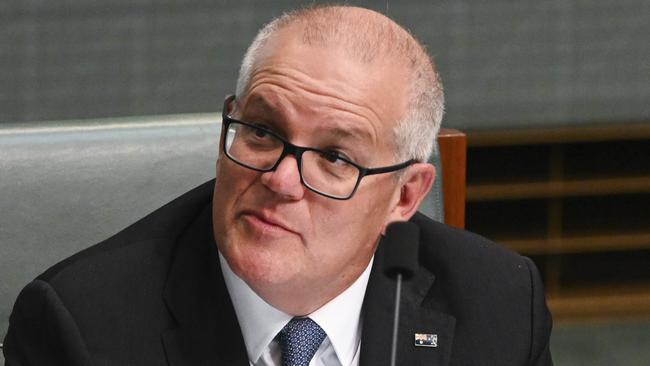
top-left (221, 95), bottom-right (416, 200)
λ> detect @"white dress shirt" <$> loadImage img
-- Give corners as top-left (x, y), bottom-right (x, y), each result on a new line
top-left (219, 253), bottom-right (373, 366)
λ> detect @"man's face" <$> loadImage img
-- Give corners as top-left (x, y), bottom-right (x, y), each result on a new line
top-left (213, 29), bottom-right (411, 313)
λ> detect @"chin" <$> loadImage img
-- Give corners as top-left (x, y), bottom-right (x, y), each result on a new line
top-left (223, 235), bottom-right (300, 287)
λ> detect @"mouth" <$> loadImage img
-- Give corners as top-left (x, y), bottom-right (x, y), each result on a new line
top-left (239, 210), bottom-right (300, 236)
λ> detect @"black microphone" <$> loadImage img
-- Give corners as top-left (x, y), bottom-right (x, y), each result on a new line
top-left (382, 222), bottom-right (419, 366)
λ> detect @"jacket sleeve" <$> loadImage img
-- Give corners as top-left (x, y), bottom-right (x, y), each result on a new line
top-left (524, 257), bottom-right (554, 366)
top-left (3, 280), bottom-right (91, 366)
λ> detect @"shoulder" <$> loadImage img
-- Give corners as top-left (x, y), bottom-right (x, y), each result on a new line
top-left (4, 181), bottom-right (216, 364)
top-left (411, 212), bottom-right (542, 314)
top-left (36, 180), bottom-right (215, 301)
top-left (410, 213), bottom-right (552, 364)
top-left (412, 212), bottom-right (531, 278)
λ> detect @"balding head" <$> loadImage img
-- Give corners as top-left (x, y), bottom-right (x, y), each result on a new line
top-left (236, 5), bottom-right (444, 162)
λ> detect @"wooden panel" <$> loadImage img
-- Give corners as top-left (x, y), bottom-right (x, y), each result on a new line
top-left (438, 128), bottom-right (467, 229)
top-left (465, 123), bottom-right (650, 321)
top-left (549, 285), bottom-right (650, 323)
top-left (467, 176), bottom-right (650, 201)
top-left (467, 123), bottom-right (650, 147)
top-left (499, 232), bottom-right (650, 255)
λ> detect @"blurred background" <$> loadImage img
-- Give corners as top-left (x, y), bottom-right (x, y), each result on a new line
top-left (1, 1), bottom-right (649, 364)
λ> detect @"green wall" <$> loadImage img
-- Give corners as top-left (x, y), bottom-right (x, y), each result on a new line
top-left (2, 0), bottom-right (649, 129)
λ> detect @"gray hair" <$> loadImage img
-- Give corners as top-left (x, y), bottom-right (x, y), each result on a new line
top-left (235, 5), bottom-right (444, 163)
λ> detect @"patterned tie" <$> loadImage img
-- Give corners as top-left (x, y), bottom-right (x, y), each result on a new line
top-left (278, 317), bottom-right (327, 366)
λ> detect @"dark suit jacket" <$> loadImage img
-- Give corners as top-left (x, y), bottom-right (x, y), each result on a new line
top-left (4, 180), bottom-right (552, 365)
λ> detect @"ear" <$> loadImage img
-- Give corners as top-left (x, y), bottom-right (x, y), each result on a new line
top-left (384, 163), bottom-right (435, 227)
top-left (225, 95), bottom-right (236, 115)
top-left (218, 95), bottom-right (236, 160)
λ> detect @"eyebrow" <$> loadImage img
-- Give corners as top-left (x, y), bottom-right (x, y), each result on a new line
top-left (240, 96), bottom-right (277, 120)
top-left (316, 122), bottom-right (371, 145)
top-left (241, 95), bottom-right (376, 145)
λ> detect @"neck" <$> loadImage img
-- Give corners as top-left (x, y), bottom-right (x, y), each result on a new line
top-left (250, 262), bottom-right (370, 315)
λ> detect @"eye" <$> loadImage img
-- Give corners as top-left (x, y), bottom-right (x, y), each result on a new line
top-left (254, 128), bottom-right (269, 138)
top-left (247, 123), bottom-right (278, 139)
top-left (322, 150), bottom-right (338, 162)
top-left (321, 150), bottom-right (351, 165)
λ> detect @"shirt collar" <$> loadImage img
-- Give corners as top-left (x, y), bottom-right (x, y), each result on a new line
top-left (220, 252), bottom-right (373, 365)
top-left (308, 257), bottom-right (373, 365)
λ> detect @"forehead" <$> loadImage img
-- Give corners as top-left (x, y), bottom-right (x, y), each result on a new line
top-left (242, 27), bottom-right (410, 146)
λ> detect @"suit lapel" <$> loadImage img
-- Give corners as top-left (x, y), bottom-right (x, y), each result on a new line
top-left (161, 204), bottom-right (249, 366)
top-left (360, 242), bottom-right (456, 366)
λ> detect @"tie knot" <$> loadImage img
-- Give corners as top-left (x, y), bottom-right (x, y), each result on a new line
top-left (279, 317), bottom-right (327, 366)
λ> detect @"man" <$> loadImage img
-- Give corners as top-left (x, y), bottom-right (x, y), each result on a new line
top-left (4, 5), bottom-right (552, 366)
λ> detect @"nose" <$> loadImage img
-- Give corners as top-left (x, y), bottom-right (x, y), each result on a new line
top-left (260, 155), bottom-right (305, 200)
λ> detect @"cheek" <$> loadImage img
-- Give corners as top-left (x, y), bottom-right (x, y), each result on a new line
top-left (213, 162), bottom-right (257, 241)
top-left (215, 158), bottom-right (235, 192)
top-left (310, 194), bottom-right (389, 255)
top-left (343, 182), bottom-right (398, 237)
top-left (213, 164), bottom-right (234, 219)
top-left (215, 160), bottom-right (256, 201)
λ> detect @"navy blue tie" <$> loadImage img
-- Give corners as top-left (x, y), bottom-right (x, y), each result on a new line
top-left (279, 317), bottom-right (327, 366)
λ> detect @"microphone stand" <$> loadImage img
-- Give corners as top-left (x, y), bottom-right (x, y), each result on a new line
top-left (389, 273), bottom-right (403, 366)
top-left (382, 221), bottom-right (419, 366)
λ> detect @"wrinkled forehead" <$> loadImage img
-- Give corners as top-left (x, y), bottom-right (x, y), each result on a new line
top-left (249, 25), bottom-right (412, 123)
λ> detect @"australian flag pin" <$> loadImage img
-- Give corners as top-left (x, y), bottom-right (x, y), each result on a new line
top-left (414, 333), bottom-right (438, 347)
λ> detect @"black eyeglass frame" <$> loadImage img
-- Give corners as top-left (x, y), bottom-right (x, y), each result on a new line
top-left (221, 95), bottom-right (417, 200)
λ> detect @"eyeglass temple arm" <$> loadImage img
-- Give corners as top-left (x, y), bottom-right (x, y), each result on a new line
top-left (362, 159), bottom-right (417, 176)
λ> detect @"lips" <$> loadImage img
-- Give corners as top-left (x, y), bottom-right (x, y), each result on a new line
top-left (239, 210), bottom-right (299, 236)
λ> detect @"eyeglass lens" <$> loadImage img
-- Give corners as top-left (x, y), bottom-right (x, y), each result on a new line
top-left (224, 121), bottom-right (360, 198)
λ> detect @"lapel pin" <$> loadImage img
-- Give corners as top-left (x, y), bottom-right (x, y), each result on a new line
top-left (414, 333), bottom-right (438, 347)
